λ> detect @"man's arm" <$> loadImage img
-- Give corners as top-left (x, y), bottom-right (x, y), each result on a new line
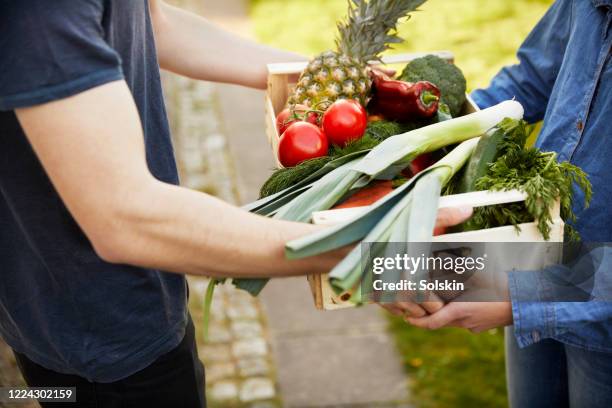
top-left (16, 81), bottom-right (337, 278)
top-left (148, 0), bottom-right (305, 89)
top-left (16, 81), bottom-right (471, 280)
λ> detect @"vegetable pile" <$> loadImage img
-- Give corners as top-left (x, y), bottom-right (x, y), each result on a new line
top-left (202, 0), bottom-right (592, 319)
top-left (271, 52), bottom-right (465, 197)
top-left (238, 100), bottom-right (539, 296)
top-left (239, 107), bottom-right (591, 301)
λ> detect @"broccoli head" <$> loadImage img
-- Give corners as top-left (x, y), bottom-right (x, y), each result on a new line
top-left (399, 55), bottom-right (467, 117)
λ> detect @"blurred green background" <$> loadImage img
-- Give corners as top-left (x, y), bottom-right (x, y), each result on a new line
top-left (248, 1), bottom-right (554, 407)
top-left (249, 0), bottom-right (553, 89)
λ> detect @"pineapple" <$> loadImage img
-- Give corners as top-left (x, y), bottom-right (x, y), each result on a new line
top-left (288, 0), bottom-right (427, 111)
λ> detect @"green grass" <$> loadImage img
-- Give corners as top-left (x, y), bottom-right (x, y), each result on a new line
top-left (248, 1), bottom-right (554, 406)
top-left (388, 316), bottom-right (508, 408)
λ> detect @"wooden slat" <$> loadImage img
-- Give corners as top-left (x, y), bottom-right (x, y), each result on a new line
top-left (312, 190), bottom-right (551, 226)
top-left (267, 51), bottom-right (455, 75)
top-left (267, 73), bottom-right (289, 116)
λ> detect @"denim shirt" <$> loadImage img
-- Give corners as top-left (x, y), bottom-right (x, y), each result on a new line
top-left (471, 0), bottom-right (612, 352)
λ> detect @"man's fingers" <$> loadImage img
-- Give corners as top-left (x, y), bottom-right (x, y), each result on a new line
top-left (436, 207), bottom-right (473, 229)
top-left (395, 301), bottom-right (428, 318)
top-left (406, 304), bottom-right (460, 330)
top-left (420, 292), bottom-right (445, 314)
top-left (378, 302), bottom-right (427, 318)
top-left (369, 65), bottom-right (396, 77)
top-left (378, 303), bottom-right (405, 317)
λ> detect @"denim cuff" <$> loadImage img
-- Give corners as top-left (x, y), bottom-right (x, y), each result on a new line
top-left (508, 271), bottom-right (556, 348)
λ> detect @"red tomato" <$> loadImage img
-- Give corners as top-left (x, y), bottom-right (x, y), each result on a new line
top-left (322, 99), bottom-right (368, 147)
top-left (409, 153), bottom-right (437, 175)
top-left (278, 122), bottom-right (328, 167)
top-left (276, 109), bottom-right (294, 135)
top-left (400, 153), bottom-right (437, 179)
top-left (276, 105), bottom-right (320, 136)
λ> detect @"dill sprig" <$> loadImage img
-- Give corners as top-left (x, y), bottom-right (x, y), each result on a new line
top-left (464, 119), bottom-right (592, 240)
top-left (259, 156), bottom-right (332, 198)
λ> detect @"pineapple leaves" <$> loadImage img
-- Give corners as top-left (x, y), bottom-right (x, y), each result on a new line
top-left (337, 0), bottom-right (427, 60)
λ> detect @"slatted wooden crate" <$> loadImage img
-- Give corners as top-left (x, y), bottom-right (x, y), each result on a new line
top-left (264, 52), bottom-right (564, 310)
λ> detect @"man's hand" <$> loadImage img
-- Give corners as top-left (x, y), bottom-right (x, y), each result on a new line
top-left (379, 206), bottom-right (473, 319)
top-left (405, 302), bottom-right (513, 333)
top-left (370, 65), bottom-right (397, 78)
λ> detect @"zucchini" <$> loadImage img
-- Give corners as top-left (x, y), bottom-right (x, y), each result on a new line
top-left (457, 127), bottom-right (505, 193)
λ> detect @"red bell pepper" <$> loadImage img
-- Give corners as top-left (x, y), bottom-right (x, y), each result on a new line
top-left (368, 71), bottom-right (441, 122)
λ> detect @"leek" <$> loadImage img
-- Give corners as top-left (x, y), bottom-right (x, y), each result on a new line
top-left (273, 101), bottom-right (524, 223)
top-left (326, 139), bottom-right (480, 296)
top-left (236, 100), bottom-right (524, 296)
top-left (242, 151), bottom-right (368, 215)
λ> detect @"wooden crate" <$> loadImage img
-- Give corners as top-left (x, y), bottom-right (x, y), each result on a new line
top-left (309, 190), bottom-right (563, 310)
top-left (263, 52), bottom-right (563, 310)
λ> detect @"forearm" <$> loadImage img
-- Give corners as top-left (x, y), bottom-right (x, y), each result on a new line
top-left (99, 179), bottom-right (342, 278)
top-left (90, 175), bottom-right (342, 278)
top-left (150, 1), bottom-right (305, 89)
top-left (16, 80), bottom-right (340, 280)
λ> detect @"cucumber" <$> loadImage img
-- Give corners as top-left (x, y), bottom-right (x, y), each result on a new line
top-left (457, 127), bottom-right (505, 193)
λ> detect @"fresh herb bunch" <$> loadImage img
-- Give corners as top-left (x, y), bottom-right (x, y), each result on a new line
top-left (462, 119), bottom-right (592, 240)
top-left (259, 156), bottom-right (333, 198)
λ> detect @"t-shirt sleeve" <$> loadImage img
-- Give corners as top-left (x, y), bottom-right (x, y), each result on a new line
top-left (0, 0), bottom-right (124, 110)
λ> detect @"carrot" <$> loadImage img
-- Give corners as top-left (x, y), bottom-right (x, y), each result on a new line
top-left (333, 180), bottom-right (394, 209)
top-left (334, 179), bottom-right (448, 235)
top-left (433, 226), bottom-right (447, 236)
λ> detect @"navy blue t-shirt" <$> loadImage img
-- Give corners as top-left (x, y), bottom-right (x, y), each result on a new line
top-left (0, 0), bottom-right (188, 382)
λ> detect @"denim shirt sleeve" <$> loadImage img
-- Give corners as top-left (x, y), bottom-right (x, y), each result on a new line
top-left (471, 0), bottom-right (573, 123)
top-left (508, 246), bottom-right (612, 351)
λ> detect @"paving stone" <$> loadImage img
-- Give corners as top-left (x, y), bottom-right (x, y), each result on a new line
top-left (199, 344), bottom-right (232, 363)
top-left (227, 303), bottom-right (259, 320)
top-left (231, 320), bottom-right (263, 339)
top-left (183, 175), bottom-right (212, 192)
top-left (196, 109), bottom-right (219, 126)
top-left (206, 362), bottom-right (236, 383)
top-left (210, 380), bottom-right (239, 401)
top-left (249, 402), bottom-right (279, 408)
top-left (239, 378), bottom-right (276, 403)
top-left (188, 279), bottom-right (210, 296)
top-left (203, 133), bottom-right (227, 152)
top-left (228, 287), bottom-right (259, 302)
top-left (207, 323), bottom-right (232, 344)
top-left (179, 133), bottom-right (202, 150)
top-left (231, 295), bottom-right (257, 308)
top-left (181, 149), bottom-right (205, 172)
top-left (209, 300), bottom-right (228, 324)
top-left (237, 357), bottom-right (270, 377)
top-left (232, 338), bottom-right (267, 358)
